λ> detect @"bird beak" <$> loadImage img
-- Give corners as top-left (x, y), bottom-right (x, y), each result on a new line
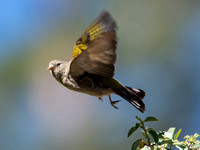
top-left (48, 65), bottom-right (54, 70)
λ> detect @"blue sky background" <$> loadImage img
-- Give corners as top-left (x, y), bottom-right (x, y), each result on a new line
top-left (1, 0), bottom-right (200, 150)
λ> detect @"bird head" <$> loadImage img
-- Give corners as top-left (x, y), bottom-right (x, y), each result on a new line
top-left (48, 60), bottom-right (69, 80)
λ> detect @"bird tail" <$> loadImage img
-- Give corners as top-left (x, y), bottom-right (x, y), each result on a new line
top-left (113, 86), bottom-right (145, 113)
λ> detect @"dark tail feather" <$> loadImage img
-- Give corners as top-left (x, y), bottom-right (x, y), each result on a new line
top-left (125, 86), bottom-right (145, 100)
top-left (114, 86), bottom-right (145, 113)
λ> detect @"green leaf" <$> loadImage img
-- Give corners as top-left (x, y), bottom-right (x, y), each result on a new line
top-left (175, 145), bottom-right (187, 150)
top-left (131, 139), bottom-right (143, 150)
top-left (174, 129), bottom-right (182, 140)
top-left (136, 116), bottom-right (143, 122)
top-left (164, 127), bottom-right (175, 139)
top-left (144, 116), bottom-right (159, 122)
top-left (173, 141), bottom-right (183, 146)
top-left (184, 135), bottom-right (190, 139)
top-left (193, 133), bottom-right (200, 139)
top-left (193, 143), bottom-right (200, 148)
top-left (168, 127), bottom-right (175, 134)
top-left (141, 146), bottom-right (150, 150)
top-left (149, 129), bottom-right (159, 143)
top-left (128, 123), bottom-right (140, 137)
top-left (152, 145), bottom-right (158, 150)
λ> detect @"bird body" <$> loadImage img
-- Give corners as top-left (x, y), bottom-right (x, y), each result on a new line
top-left (49, 60), bottom-right (117, 97)
top-left (48, 11), bottom-right (146, 112)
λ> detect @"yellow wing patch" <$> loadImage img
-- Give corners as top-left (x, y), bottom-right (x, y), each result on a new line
top-left (72, 44), bottom-right (87, 58)
top-left (87, 24), bottom-right (104, 41)
top-left (72, 23), bottom-right (105, 58)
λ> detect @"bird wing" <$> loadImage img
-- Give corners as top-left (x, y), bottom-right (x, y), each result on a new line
top-left (69, 11), bottom-right (117, 78)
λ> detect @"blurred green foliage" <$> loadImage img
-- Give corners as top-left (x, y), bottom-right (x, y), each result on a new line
top-left (128, 116), bottom-right (200, 150)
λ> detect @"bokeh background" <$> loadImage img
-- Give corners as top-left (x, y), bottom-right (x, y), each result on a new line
top-left (1, 0), bottom-right (200, 150)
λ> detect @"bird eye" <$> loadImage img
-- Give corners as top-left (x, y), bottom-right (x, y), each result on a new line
top-left (56, 63), bottom-right (61, 66)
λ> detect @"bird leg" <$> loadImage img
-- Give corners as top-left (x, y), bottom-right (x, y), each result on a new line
top-left (98, 97), bottom-right (103, 101)
top-left (108, 95), bottom-right (121, 109)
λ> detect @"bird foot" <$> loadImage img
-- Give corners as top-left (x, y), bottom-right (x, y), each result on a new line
top-left (109, 95), bottom-right (121, 109)
top-left (98, 97), bottom-right (103, 101)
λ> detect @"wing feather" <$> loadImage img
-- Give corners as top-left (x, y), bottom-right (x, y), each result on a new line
top-left (70, 11), bottom-right (117, 78)
top-left (72, 10), bottom-right (116, 58)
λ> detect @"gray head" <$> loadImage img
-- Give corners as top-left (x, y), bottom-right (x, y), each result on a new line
top-left (48, 60), bottom-right (68, 79)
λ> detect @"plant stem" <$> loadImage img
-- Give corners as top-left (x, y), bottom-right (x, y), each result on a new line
top-left (141, 122), bottom-right (151, 147)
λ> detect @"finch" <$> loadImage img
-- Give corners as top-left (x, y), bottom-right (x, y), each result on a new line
top-left (48, 11), bottom-right (145, 112)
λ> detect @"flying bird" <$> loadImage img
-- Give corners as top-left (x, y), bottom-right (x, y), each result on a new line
top-left (48, 11), bottom-right (146, 112)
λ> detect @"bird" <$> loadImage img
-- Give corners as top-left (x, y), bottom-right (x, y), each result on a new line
top-left (48, 11), bottom-right (146, 112)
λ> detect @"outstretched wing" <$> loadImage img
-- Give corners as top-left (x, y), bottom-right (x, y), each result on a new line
top-left (70, 11), bottom-right (117, 78)
top-left (72, 11), bottom-right (116, 58)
